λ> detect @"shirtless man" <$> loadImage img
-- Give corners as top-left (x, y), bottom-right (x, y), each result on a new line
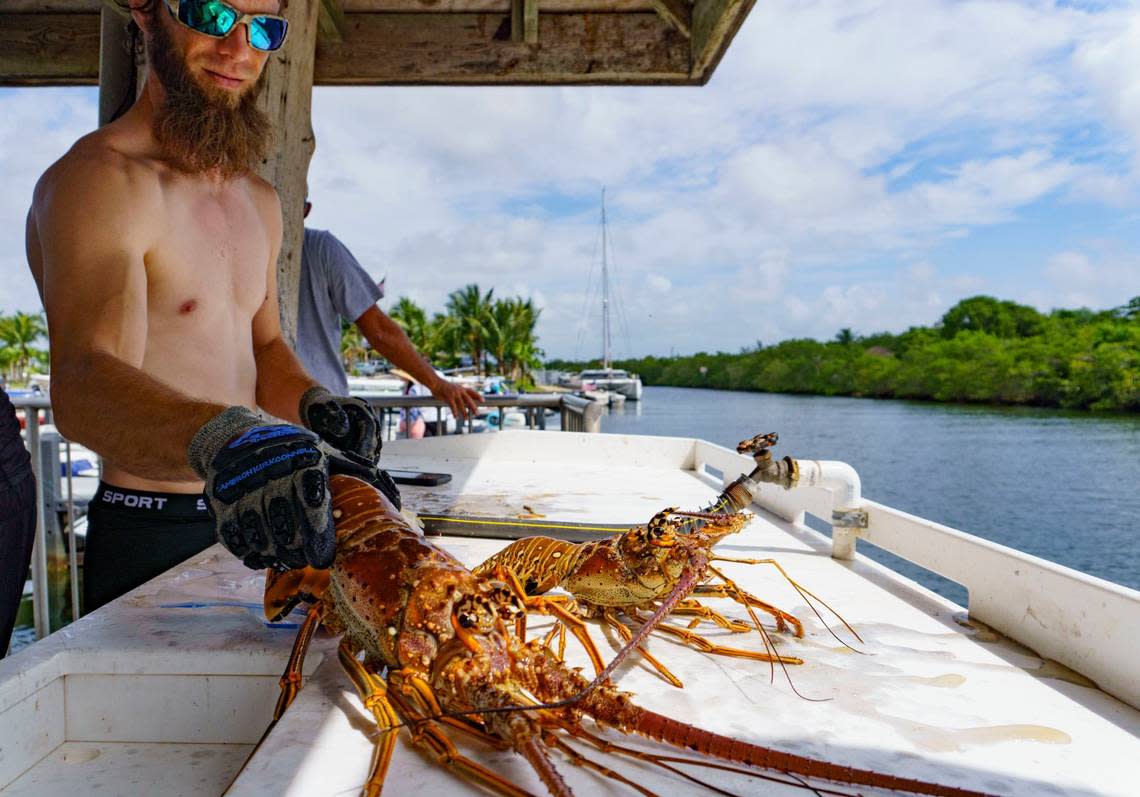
top-left (25, 0), bottom-right (397, 612)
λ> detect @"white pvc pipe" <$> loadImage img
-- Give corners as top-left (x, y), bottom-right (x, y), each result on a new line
top-left (793, 459), bottom-right (864, 559)
top-left (794, 459), bottom-right (862, 508)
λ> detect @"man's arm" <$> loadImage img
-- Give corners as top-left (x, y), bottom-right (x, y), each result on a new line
top-left (249, 188), bottom-right (320, 424)
top-left (355, 306), bottom-right (482, 418)
top-left (30, 154), bottom-right (223, 480)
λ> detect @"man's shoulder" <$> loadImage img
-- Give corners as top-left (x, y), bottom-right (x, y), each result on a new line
top-left (34, 130), bottom-right (162, 215)
top-left (303, 228), bottom-right (353, 262)
top-left (241, 173), bottom-right (282, 237)
top-left (304, 227), bottom-right (337, 246)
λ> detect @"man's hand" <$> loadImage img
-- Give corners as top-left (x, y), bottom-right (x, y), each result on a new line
top-left (188, 406), bottom-right (400, 571)
top-left (299, 386), bottom-right (382, 461)
top-left (430, 379), bottom-right (482, 421)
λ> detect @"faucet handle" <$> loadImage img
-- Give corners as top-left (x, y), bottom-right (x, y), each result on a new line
top-left (736, 432), bottom-right (778, 457)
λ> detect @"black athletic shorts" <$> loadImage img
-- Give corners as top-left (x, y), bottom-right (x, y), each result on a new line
top-left (0, 388), bottom-right (35, 656)
top-left (0, 472), bottom-right (36, 655)
top-left (83, 483), bottom-right (215, 613)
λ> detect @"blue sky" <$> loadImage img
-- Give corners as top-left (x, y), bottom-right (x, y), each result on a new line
top-left (3, 0), bottom-right (1140, 359)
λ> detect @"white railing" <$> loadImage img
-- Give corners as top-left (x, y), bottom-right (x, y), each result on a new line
top-left (12, 395), bottom-right (84, 647)
top-left (691, 438), bottom-right (1140, 711)
top-left (354, 392), bottom-right (603, 437)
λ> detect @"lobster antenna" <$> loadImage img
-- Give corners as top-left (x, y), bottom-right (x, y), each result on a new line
top-left (553, 718), bottom-right (850, 797)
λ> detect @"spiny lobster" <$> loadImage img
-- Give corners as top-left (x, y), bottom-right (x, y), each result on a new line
top-left (260, 473), bottom-right (991, 797)
top-left (472, 433), bottom-right (858, 688)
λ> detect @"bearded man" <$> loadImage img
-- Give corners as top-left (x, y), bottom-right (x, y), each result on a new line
top-left (25, 0), bottom-right (397, 613)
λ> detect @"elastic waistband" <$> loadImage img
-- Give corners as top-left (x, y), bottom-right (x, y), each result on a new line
top-left (93, 482), bottom-right (209, 517)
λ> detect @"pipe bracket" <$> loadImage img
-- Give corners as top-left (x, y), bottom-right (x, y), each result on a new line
top-left (832, 507), bottom-right (868, 529)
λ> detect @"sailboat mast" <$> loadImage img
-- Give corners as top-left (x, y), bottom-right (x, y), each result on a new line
top-left (601, 188), bottom-right (611, 371)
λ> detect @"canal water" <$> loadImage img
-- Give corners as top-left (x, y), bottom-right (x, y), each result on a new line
top-left (600, 386), bottom-right (1140, 605)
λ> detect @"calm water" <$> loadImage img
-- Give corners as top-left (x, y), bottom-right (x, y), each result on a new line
top-left (601, 387), bottom-right (1140, 604)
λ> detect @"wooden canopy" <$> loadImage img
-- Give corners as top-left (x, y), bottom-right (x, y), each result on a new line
top-left (1, 0), bottom-right (754, 86)
top-left (2, 0), bottom-right (754, 342)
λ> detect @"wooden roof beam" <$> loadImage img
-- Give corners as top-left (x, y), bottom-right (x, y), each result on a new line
top-left (650, 0), bottom-right (691, 39)
top-left (0, 13), bottom-right (100, 85)
top-left (691, 0), bottom-right (753, 82)
top-left (0, 10), bottom-right (707, 86)
top-left (318, 0), bottom-right (348, 43)
top-left (316, 13), bottom-right (688, 84)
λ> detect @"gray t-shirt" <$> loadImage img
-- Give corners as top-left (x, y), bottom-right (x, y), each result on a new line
top-left (296, 228), bottom-right (383, 395)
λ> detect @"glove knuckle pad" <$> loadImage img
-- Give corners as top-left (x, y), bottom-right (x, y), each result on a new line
top-left (301, 468), bottom-right (327, 508)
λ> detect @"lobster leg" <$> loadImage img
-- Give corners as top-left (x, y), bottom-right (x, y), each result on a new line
top-left (495, 567), bottom-right (608, 678)
top-left (634, 615), bottom-right (804, 666)
top-left (708, 558), bottom-right (863, 644)
top-left (689, 582), bottom-right (804, 637)
top-left (539, 730), bottom-right (662, 797)
top-left (337, 642), bottom-right (401, 797)
top-left (601, 609), bottom-right (684, 688)
top-left (273, 604), bottom-right (323, 721)
top-left (670, 599), bottom-right (752, 632)
top-left (386, 672), bottom-right (543, 797)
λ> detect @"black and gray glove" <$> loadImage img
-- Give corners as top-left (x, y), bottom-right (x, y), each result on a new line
top-left (188, 406), bottom-right (400, 571)
top-left (299, 386), bottom-right (382, 462)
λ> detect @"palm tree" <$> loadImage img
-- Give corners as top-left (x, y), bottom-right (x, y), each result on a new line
top-left (390, 297), bottom-right (431, 351)
top-left (0, 311), bottom-right (47, 381)
top-left (389, 297), bottom-right (461, 366)
top-left (487, 297), bottom-right (543, 383)
top-left (446, 284), bottom-right (494, 374)
top-left (485, 299), bottom-right (514, 376)
top-left (340, 321), bottom-right (368, 371)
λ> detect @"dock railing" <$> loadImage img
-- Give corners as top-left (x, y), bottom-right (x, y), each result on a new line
top-left (691, 439), bottom-right (1140, 711)
top-left (8, 392), bottom-right (604, 650)
top-left (355, 392), bottom-right (604, 437)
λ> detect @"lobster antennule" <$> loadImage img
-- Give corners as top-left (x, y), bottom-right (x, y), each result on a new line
top-left (625, 706), bottom-right (994, 797)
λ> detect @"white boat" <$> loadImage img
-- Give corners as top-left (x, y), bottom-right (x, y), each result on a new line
top-left (560, 189), bottom-right (645, 401)
top-left (346, 374), bottom-right (406, 395)
top-left (0, 431), bottom-right (1136, 796)
top-left (575, 368), bottom-right (643, 400)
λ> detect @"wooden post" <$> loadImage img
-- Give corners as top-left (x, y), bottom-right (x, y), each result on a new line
top-left (97, 3), bottom-right (138, 127)
top-left (255, 0), bottom-right (320, 347)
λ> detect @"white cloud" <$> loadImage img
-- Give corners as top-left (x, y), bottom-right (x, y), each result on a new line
top-left (3, 1), bottom-right (1140, 358)
top-left (1034, 249), bottom-right (1140, 310)
top-left (0, 89), bottom-right (97, 314)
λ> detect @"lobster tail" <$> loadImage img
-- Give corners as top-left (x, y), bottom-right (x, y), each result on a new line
top-left (624, 706), bottom-right (994, 797)
top-left (474, 536), bottom-right (582, 594)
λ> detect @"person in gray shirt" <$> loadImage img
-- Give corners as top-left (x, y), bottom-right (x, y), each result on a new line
top-left (296, 201), bottom-right (482, 419)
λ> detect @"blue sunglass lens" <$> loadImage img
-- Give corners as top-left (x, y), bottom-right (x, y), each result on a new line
top-left (180, 0), bottom-right (238, 37)
top-left (249, 17), bottom-right (288, 51)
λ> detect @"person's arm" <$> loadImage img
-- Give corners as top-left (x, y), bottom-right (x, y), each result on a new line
top-left (30, 154), bottom-right (223, 480)
top-left (355, 306), bottom-right (482, 418)
top-left (249, 189), bottom-right (320, 424)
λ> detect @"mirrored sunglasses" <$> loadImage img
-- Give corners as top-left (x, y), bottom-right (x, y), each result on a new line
top-left (165, 0), bottom-right (289, 52)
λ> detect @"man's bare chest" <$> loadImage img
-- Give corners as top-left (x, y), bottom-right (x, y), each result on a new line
top-left (146, 184), bottom-right (272, 320)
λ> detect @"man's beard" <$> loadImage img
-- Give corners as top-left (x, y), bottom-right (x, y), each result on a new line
top-left (149, 18), bottom-right (272, 179)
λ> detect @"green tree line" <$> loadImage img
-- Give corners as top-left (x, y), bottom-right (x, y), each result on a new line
top-left (549, 296), bottom-right (1140, 412)
top-left (344, 283), bottom-right (544, 386)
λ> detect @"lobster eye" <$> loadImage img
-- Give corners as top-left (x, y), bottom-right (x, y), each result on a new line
top-left (458, 612), bottom-right (477, 628)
